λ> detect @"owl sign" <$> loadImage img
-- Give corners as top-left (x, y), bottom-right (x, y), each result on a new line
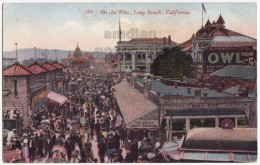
top-left (221, 119), bottom-right (234, 129)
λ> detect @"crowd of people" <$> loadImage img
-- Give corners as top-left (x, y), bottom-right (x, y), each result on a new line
top-left (5, 68), bottom-right (164, 163)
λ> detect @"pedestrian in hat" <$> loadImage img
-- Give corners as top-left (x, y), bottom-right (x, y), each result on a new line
top-left (28, 136), bottom-right (36, 163)
top-left (130, 139), bottom-right (139, 162)
top-left (98, 138), bottom-right (107, 163)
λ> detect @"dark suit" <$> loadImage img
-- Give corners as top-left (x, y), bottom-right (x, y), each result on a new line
top-left (28, 139), bottom-right (36, 162)
top-left (44, 139), bottom-right (52, 158)
top-left (65, 140), bottom-right (73, 161)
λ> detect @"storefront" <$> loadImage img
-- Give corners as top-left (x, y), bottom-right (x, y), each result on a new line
top-left (160, 95), bottom-right (253, 141)
top-left (3, 106), bottom-right (23, 130)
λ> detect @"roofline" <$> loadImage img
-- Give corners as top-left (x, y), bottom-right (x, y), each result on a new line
top-left (180, 148), bottom-right (257, 153)
top-left (3, 62), bottom-right (35, 76)
top-left (52, 61), bottom-right (67, 68)
top-left (225, 29), bottom-right (257, 40)
top-left (28, 62), bottom-right (49, 72)
top-left (42, 62), bottom-right (59, 70)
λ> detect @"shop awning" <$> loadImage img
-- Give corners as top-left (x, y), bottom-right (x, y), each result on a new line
top-left (113, 80), bottom-right (159, 129)
top-left (47, 91), bottom-right (67, 105)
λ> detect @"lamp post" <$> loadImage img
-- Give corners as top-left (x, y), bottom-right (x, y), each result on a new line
top-left (15, 42), bottom-right (18, 62)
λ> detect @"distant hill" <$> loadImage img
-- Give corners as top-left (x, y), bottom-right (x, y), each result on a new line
top-left (3, 48), bottom-right (107, 63)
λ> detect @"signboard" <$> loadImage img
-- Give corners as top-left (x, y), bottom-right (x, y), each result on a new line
top-left (221, 119), bottom-right (234, 129)
top-left (57, 81), bottom-right (63, 89)
top-left (160, 101), bottom-right (249, 110)
top-left (203, 47), bottom-right (256, 74)
top-left (3, 107), bottom-right (22, 120)
top-left (32, 91), bottom-right (47, 105)
top-left (127, 110), bottom-right (159, 128)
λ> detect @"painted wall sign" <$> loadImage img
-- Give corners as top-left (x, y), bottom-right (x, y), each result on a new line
top-left (127, 110), bottom-right (159, 128)
top-left (203, 47), bottom-right (256, 74)
top-left (3, 107), bottom-right (23, 120)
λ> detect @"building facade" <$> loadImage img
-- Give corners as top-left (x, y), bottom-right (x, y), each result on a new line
top-left (124, 76), bottom-right (256, 142)
top-left (62, 44), bottom-right (94, 74)
top-left (2, 61), bottom-right (66, 130)
top-left (116, 36), bottom-right (177, 72)
top-left (179, 15), bottom-right (257, 80)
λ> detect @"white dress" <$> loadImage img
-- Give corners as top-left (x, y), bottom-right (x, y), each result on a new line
top-left (7, 131), bottom-right (14, 146)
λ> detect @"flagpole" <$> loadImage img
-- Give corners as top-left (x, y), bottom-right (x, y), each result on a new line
top-left (202, 3), bottom-right (203, 27)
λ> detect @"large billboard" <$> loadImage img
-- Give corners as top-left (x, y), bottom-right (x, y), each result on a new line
top-left (203, 47), bottom-right (256, 74)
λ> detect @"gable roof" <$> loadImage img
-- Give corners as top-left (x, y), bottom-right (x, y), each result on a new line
top-left (52, 61), bottom-right (66, 69)
top-left (3, 62), bottom-right (35, 76)
top-left (42, 62), bottom-right (58, 71)
top-left (28, 62), bottom-right (48, 74)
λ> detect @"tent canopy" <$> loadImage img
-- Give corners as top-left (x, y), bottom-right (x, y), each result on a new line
top-left (47, 91), bottom-right (67, 105)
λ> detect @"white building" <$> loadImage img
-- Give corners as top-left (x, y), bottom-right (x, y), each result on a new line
top-left (116, 36), bottom-right (177, 72)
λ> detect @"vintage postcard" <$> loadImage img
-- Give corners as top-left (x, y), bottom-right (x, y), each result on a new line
top-left (1, 0), bottom-right (258, 163)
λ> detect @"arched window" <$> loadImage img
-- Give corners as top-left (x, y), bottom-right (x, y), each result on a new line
top-left (14, 80), bottom-right (18, 96)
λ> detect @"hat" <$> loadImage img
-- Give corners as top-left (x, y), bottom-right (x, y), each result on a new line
top-left (23, 139), bottom-right (28, 143)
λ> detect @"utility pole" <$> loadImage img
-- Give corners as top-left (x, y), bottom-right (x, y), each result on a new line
top-left (45, 49), bottom-right (48, 62)
top-left (55, 50), bottom-right (57, 61)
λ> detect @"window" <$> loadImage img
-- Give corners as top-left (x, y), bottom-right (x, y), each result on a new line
top-left (197, 52), bottom-right (203, 63)
top-left (14, 80), bottom-right (18, 96)
top-left (183, 152), bottom-right (205, 160)
top-left (207, 152), bottom-right (230, 161)
top-left (237, 118), bottom-right (249, 127)
top-left (233, 153), bottom-right (248, 162)
top-left (142, 54), bottom-right (146, 59)
top-left (249, 154), bottom-right (257, 162)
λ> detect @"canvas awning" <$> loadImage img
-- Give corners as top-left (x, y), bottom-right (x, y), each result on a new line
top-left (47, 91), bottom-right (67, 105)
top-left (113, 80), bottom-right (159, 129)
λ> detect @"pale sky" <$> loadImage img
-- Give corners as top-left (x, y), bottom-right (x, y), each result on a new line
top-left (3, 3), bottom-right (257, 52)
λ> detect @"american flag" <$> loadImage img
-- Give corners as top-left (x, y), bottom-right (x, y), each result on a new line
top-left (202, 3), bottom-right (207, 14)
